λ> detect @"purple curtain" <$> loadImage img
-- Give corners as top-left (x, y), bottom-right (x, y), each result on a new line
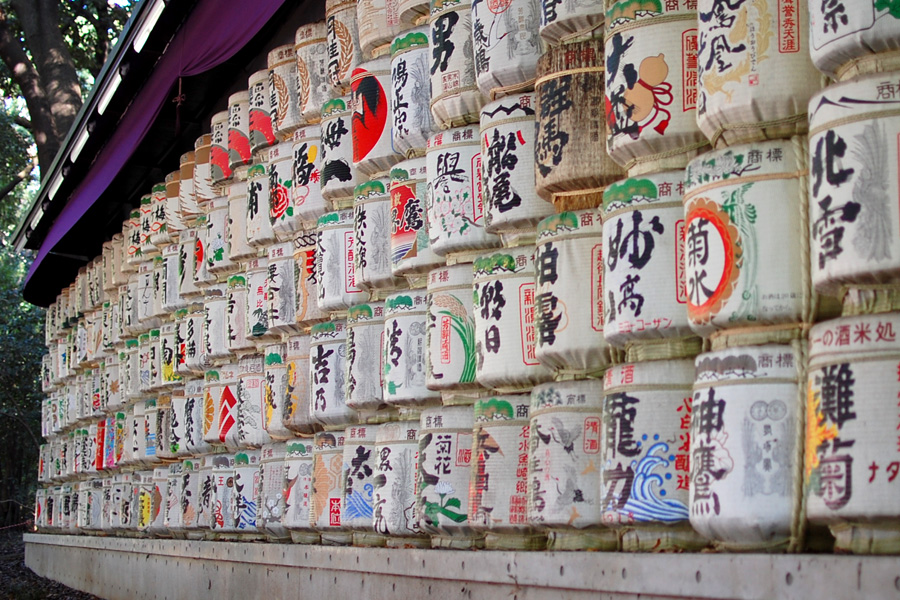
top-left (26, 0), bottom-right (286, 286)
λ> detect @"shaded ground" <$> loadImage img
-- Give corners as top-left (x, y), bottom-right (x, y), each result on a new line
top-left (0, 529), bottom-right (98, 600)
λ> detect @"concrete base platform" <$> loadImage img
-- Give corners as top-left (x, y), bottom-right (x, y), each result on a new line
top-left (24, 533), bottom-right (900, 599)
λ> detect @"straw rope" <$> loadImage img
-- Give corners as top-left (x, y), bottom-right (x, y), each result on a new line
top-left (808, 107), bottom-right (900, 139)
top-left (535, 66), bottom-right (606, 88)
top-left (489, 78), bottom-right (536, 102)
top-left (605, 11), bottom-right (698, 35)
top-left (625, 336), bottom-right (703, 362)
top-left (624, 140), bottom-right (711, 176)
top-left (709, 113), bottom-right (808, 149)
top-left (556, 20), bottom-right (604, 45)
top-left (834, 49), bottom-right (900, 82)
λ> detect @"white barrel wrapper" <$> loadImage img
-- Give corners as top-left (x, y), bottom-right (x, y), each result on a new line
top-left (472, 0), bottom-right (541, 99)
top-left (310, 321), bottom-right (356, 427)
top-left (321, 97), bottom-right (359, 203)
top-left (346, 302), bottom-right (387, 411)
top-left (390, 157), bottom-right (443, 276)
top-left (295, 23), bottom-right (332, 124)
top-left (316, 209), bottom-right (365, 311)
top-left (355, 178), bottom-right (405, 290)
top-left (390, 28), bottom-right (436, 159)
top-left (384, 289), bottom-right (442, 407)
top-left (374, 421), bottom-right (428, 543)
top-left (429, 1), bottom-right (483, 128)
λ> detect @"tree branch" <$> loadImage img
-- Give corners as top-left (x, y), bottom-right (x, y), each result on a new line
top-left (13, 115), bottom-right (31, 130)
top-left (0, 157), bottom-right (36, 206)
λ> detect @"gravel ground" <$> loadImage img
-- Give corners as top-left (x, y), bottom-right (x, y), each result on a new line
top-left (0, 529), bottom-right (99, 600)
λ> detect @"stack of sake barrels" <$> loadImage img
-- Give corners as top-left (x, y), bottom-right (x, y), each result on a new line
top-left (31, 0), bottom-right (900, 560)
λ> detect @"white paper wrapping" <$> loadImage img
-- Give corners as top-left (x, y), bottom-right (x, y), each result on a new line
top-left (320, 97), bottom-right (359, 203)
top-left (267, 242), bottom-right (299, 334)
top-left (268, 140), bottom-right (299, 241)
top-left (291, 126), bottom-right (328, 226)
top-left (358, 0), bottom-right (402, 59)
top-left (283, 440), bottom-right (316, 535)
top-left (429, 1), bottom-right (483, 128)
top-left (355, 178), bottom-right (405, 290)
top-left (285, 334), bottom-right (317, 435)
top-left (326, 0), bottom-right (364, 94)
top-left (341, 425), bottom-right (378, 530)
top-left (263, 344), bottom-right (294, 440)
top-left (384, 290), bottom-right (442, 407)
top-left (311, 431), bottom-right (348, 537)
top-left (238, 354), bottom-right (272, 449)
top-left (246, 162), bottom-right (277, 248)
top-left (310, 321), bottom-right (356, 427)
top-left (210, 111), bottom-right (232, 183)
top-left (248, 69), bottom-right (276, 154)
top-left (346, 302), bottom-right (387, 411)
top-left (293, 230), bottom-right (329, 327)
top-left (391, 28), bottom-right (436, 159)
top-left (390, 157), bottom-right (444, 276)
top-left (268, 44), bottom-right (303, 139)
top-left (352, 57), bottom-right (405, 177)
top-left (472, 0), bottom-right (541, 98)
top-left (810, 1), bottom-right (900, 79)
top-left (206, 196), bottom-right (237, 275)
top-left (373, 421), bottom-right (426, 540)
top-left (258, 443), bottom-right (289, 539)
top-left (227, 91), bottom-right (252, 171)
top-left (316, 209), bottom-right (365, 311)
top-left (295, 22), bottom-right (333, 124)
top-left (538, 0), bottom-right (603, 45)
top-left (426, 263), bottom-right (482, 394)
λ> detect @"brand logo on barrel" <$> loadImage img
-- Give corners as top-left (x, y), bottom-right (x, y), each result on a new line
top-left (682, 29), bottom-right (698, 110)
top-left (684, 197), bottom-right (741, 324)
top-left (777, 0), bottom-right (798, 53)
top-left (329, 497), bottom-right (341, 526)
top-left (440, 315), bottom-right (452, 363)
top-left (519, 283), bottom-right (539, 366)
top-left (591, 244), bottom-right (603, 331)
top-left (675, 219), bottom-right (687, 304)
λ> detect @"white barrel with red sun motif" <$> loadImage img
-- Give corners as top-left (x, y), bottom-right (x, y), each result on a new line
top-left (352, 57), bottom-right (405, 177)
top-left (605, 3), bottom-right (708, 173)
top-left (390, 28), bottom-right (436, 159)
top-left (248, 69), bottom-right (276, 154)
top-left (480, 94), bottom-right (553, 236)
top-left (696, 0), bottom-right (820, 147)
top-left (210, 111), bottom-right (232, 184)
top-left (427, 126), bottom-right (501, 256)
top-left (429, 1), bottom-right (484, 128)
top-left (683, 139), bottom-right (808, 337)
top-left (603, 171), bottom-right (693, 348)
top-left (534, 209), bottom-right (609, 377)
top-left (808, 73), bottom-right (900, 296)
top-left (472, 0), bottom-right (542, 99)
top-left (227, 91), bottom-right (252, 172)
top-left (690, 344), bottom-right (801, 549)
top-left (473, 247), bottom-right (554, 392)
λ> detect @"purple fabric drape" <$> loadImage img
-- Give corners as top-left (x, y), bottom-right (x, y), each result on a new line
top-left (25, 0), bottom-right (286, 286)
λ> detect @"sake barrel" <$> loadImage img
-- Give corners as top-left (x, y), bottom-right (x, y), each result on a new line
top-left (210, 454), bottom-right (236, 533)
top-left (602, 172), bottom-right (696, 354)
top-left (293, 230), bottom-right (329, 326)
top-left (807, 313), bottom-right (900, 554)
top-left (192, 215), bottom-right (217, 288)
top-left (352, 57), bottom-right (405, 177)
top-left (326, 0), bottom-right (363, 94)
top-left (311, 431), bottom-right (352, 544)
top-left (390, 157), bottom-right (443, 277)
top-left (203, 284), bottom-right (230, 362)
top-left (341, 424), bottom-right (383, 545)
top-left (690, 344), bottom-right (802, 550)
top-left (161, 243), bottom-right (185, 312)
top-left (246, 256), bottom-right (278, 343)
top-left (808, 73), bottom-right (900, 296)
top-left (165, 462), bottom-right (185, 534)
top-left (320, 97), bottom-right (358, 204)
top-left (196, 454), bottom-right (217, 530)
top-left (228, 91), bottom-right (252, 172)
top-left (138, 194), bottom-right (157, 258)
top-left (683, 139), bottom-right (810, 338)
top-left (357, 178), bottom-right (408, 292)
top-left (122, 338), bottom-right (140, 401)
top-left (238, 354), bottom-right (272, 448)
top-left (169, 386), bottom-right (190, 458)
top-left (268, 44), bottom-right (303, 140)
top-left (316, 209), bottom-right (365, 311)
top-left (179, 151), bottom-right (201, 220)
top-left (696, 0), bottom-right (820, 148)
top-left (283, 439), bottom-right (319, 543)
top-left (144, 398), bottom-right (162, 464)
top-left (470, 395), bottom-right (546, 549)
top-left (216, 364), bottom-right (243, 452)
top-left (600, 360), bottom-right (707, 551)
top-left (538, 0), bottom-right (603, 46)
top-left (472, 0), bottom-right (542, 99)
top-left (227, 179), bottom-right (256, 261)
top-left (267, 242), bottom-right (299, 334)
top-left (427, 126), bottom-right (502, 256)
top-left (373, 420), bottom-right (430, 546)
top-left (35, 488), bottom-right (48, 531)
top-left (346, 302), bottom-right (388, 412)
top-left (358, 0), bottom-right (401, 59)
top-left (149, 183), bottom-right (172, 248)
top-left (197, 365), bottom-right (227, 449)
top-left (384, 290), bottom-right (442, 407)
top-left (284, 334), bottom-right (318, 435)
top-left (177, 227), bottom-right (202, 299)
top-left (534, 209), bottom-right (611, 376)
top-left (248, 69), bottom-right (276, 153)
top-left (429, 0), bottom-right (483, 128)
top-left (246, 162), bottom-right (277, 247)
top-left (184, 378), bottom-right (212, 456)
top-left (263, 344), bottom-right (293, 440)
top-left (425, 263), bottom-right (484, 400)
top-left (138, 332), bottom-right (154, 394)
top-left (192, 133), bottom-right (216, 204)
top-left (210, 111), bottom-right (232, 184)
top-left (399, 0), bottom-right (428, 26)
top-left (146, 467), bottom-right (168, 535)
top-left (604, 5), bottom-right (709, 174)
top-left (390, 28), bottom-right (436, 159)
top-left (473, 247), bottom-right (554, 392)
top-left (181, 301), bottom-right (208, 374)
top-left (310, 320), bottom-right (356, 427)
top-left (268, 140), bottom-right (299, 241)
top-left (231, 450), bottom-right (259, 533)
top-left (417, 405), bottom-right (482, 548)
top-left (206, 196), bottom-right (237, 274)
top-left (159, 323), bottom-right (181, 388)
top-left (291, 125), bottom-right (328, 226)
top-left (810, 1), bottom-right (900, 80)
top-left (480, 94), bottom-right (553, 237)
top-left (258, 442), bottom-right (289, 540)
top-left (535, 40), bottom-right (625, 207)
top-left (295, 22), bottom-right (332, 124)
top-left (180, 458), bottom-right (201, 533)
top-left (105, 354), bottom-right (123, 412)
top-left (527, 379), bottom-right (615, 550)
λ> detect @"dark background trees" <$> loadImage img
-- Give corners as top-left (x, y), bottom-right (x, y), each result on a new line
top-left (0, 0), bottom-right (130, 527)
